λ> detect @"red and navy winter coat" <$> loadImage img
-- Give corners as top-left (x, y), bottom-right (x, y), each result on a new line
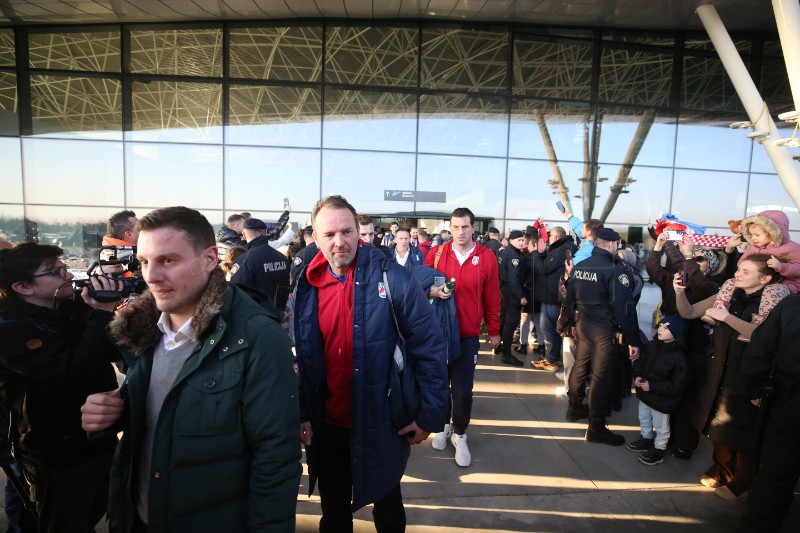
top-left (294, 243), bottom-right (448, 511)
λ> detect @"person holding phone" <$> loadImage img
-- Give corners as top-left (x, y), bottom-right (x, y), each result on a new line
top-left (530, 226), bottom-right (576, 371)
top-left (558, 205), bottom-right (603, 266)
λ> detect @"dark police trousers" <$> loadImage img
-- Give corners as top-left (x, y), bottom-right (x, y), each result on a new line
top-left (316, 423), bottom-right (406, 533)
top-left (499, 285), bottom-right (522, 355)
top-left (568, 316), bottom-right (617, 418)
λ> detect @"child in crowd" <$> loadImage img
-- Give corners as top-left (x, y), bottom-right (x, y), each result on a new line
top-left (626, 315), bottom-right (691, 466)
top-left (712, 210), bottom-right (800, 326)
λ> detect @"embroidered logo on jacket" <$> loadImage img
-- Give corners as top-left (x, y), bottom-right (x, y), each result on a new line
top-left (472, 256), bottom-right (479, 265)
top-left (618, 274), bottom-right (630, 287)
top-left (378, 282), bottom-right (386, 298)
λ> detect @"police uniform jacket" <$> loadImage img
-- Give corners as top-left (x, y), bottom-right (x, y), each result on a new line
top-left (483, 238), bottom-right (502, 258)
top-left (231, 234), bottom-right (290, 311)
top-left (531, 236), bottom-right (575, 305)
top-left (290, 242), bottom-right (318, 287)
top-left (498, 245), bottom-right (526, 301)
top-left (567, 246), bottom-right (642, 347)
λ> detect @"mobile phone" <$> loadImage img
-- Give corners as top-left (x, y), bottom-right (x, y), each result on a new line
top-left (283, 197), bottom-right (290, 209)
top-left (665, 230), bottom-right (684, 241)
top-left (565, 249), bottom-right (572, 261)
top-left (556, 201), bottom-right (565, 213)
top-left (679, 262), bottom-right (687, 286)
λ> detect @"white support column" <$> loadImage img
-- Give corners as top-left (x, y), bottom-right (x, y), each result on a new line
top-left (696, 3), bottom-right (800, 210)
top-left (773, 0), bottom-right (800, 113)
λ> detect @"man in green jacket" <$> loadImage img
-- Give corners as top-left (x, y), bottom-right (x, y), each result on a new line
top-left (81, 206), bottom-right (301, 532)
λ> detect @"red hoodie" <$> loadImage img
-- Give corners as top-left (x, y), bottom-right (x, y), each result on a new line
top-left (305, 250), bottom-right (356, 428)
top-left (424, 241), bottom-right (501, 337)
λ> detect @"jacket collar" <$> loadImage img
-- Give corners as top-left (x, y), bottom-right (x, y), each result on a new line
top-left (108, 268), bottom-right (227, 356)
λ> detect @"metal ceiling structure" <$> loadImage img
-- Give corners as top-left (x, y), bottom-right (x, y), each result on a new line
top-left (0, 1), bottom-right (779, 33)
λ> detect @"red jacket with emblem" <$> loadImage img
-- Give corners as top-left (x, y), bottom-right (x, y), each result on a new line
top-left (424, 241), bottom-right (501, 337)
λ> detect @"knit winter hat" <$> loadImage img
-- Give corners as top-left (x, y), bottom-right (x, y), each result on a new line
top-left (660, 315), bottom-right (688, 340)
top-left (695, 248), bottom-right (719, 273)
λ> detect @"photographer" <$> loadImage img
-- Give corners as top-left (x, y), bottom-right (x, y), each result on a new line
top-left (0, 243), bottom-right (122, 532)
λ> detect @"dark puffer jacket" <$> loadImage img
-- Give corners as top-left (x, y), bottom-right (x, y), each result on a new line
top-left (294, 243), bottom-right (448, 511)
top-left (106, 269), bottom-right (301, 532)
top-left (633, 339), bottom-right (691, 414)
top-left (531, 236), bottom-right (575, 305)
top-left (0, 298), bottom-right (119, 467)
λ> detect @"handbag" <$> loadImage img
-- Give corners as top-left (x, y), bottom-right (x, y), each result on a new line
top-left (382, 266), bottom-right (420, 430)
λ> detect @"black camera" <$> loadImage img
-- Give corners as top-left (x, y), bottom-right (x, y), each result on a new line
top-left (71, 246), bottom-right (147, 303)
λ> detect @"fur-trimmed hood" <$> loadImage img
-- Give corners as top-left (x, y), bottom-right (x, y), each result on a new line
top-left (108, 268), bottom-right (227, 356)
top-left (742, 210), bottom-right (788, 246)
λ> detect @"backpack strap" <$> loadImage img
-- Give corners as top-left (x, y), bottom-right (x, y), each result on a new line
top-left (433, 245), bottom-right (444, 270)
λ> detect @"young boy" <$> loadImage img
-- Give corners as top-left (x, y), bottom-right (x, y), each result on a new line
top-left (626, 315), bottom-right (691, 465)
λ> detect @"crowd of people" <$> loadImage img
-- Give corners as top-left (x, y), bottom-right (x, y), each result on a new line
top-left (0, 199), bottom-right (798, 532)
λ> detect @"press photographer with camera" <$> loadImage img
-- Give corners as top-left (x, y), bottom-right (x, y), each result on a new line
top-left (0, 242), bottom-right (123, 532)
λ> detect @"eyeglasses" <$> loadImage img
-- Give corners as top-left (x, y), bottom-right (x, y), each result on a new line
top-left (32, 265), bottom-right (69, 279)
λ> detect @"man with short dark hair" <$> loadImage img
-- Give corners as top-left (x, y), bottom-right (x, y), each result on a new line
top-left (0, 242), bottom-right (122, 532)
top-left (391, 228), bottom-right (424, 270)
top-left (358, 214), bottom-right (391, 258)
top-left (560, 208), bottom-right (602, 265)
top-left (232, 217), bottom-right (291, 311)
top-left (381, 222), bottom-right (400, 247)
top-left (81, 206), bottom-right (301, 532)
top-left (483, 227), bottom-right (502, 257)
top-left (565, 227), bottom-right (642, 446)
top-left (217, 213), bottom-right (247, 249)
top-left (425, 207), bottom-right (501, 467)
top-left (104, 209), bottom-right (139, 246)
top-left (295, 195), bottom-right (447, 532)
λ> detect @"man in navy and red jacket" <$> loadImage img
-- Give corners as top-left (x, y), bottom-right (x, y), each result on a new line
top-left (424, 207), bottom-right (501, 468)
top-left (295, 195), bottom-right (447, 533)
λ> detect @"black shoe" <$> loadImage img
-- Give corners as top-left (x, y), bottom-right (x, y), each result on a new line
top-left (514, 344), bottom-right (528, 355)
top-left (493, 344), bottom-right (504, 355)
top-left (533, 344), bottom-right (546, 356)
top-left (501, 353), bottom-right (524, 367)
top-left (626, 437), bottom-right (654, 452)
top-left (671, 447), bottom-right (693, 460)
top-left (565, 400), bottom-right (589, 422)
top-left (639, 448), bottom-right (665, 466)
top-left (586, 419), bottom-right (625, 446)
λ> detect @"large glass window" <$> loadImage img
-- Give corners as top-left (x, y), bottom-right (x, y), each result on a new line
top-left (1, 137), bottom-right (22, 203)
top-left (229, 25), bottom-right (322, 82)
top-left (225, 146), bottom-right (321, 212)
top-left (416, 154), bottom-right (506, 218)
top-left (24, 205), bottom-right (117, 254)
top-left (0, 70), bottom-right (18, 135)
top-left (672, 168), bottom-right (748, 228)
top-left (323, 87), bottom-right (417, 152)
top-left (130, 27), bottom-right (222, 77)
top-left (506, 159), bottom-right (585, 221)
top-left (675, 112), bottom-right (753, 172)
top-left (682, 53), bottom-right (745, 112)
top-left (509, 100), bottom-right (592, 163)
top-left (747, 173), bottom-right (800, 229)
top-left (125, 143), bottom-right (223, 209)
top-left (513, 38), bottom-right (593, 100)
top-left (751, 124), bottom-right (800, 173)
top-left (0, 204), bottom-right (24, 244)
top-left (421, 27), bottom-right (508, 93)
top-left (0, 29), bottom-right (14, 67)
top-left (22, 138), bottom-right (124, 206)
top-left (28, 29), bottom-right (120, 72)
top-left (228, 84), bottom-right (321, 147)
top-left (30, 75), bottom-right (122, 139)
top-left (419, 92), bottom-right (507, 157)
top-left (130, 80), bottom-right (222, 143)
top-left (321, 150), bottom-right (416, 213)
top-left (326, 26), bottom-right (418, 87)
top-left (597, 107), bottom-right (677, 167)
top-left (594, 165), bottom-right (675, 224)
top-left (599, 47), bottom-right (673, 107)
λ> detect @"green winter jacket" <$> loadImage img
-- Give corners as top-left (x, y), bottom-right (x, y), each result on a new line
top-left (106, 268), bottom-right (301, 532)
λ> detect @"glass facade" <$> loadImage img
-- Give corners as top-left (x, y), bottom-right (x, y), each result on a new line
top-left (1, 21), bottom-right (799, 254)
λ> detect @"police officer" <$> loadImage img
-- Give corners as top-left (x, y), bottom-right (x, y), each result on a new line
top-left (483, 227), bottom-right (502, 258)
top-left (231, 218), bottom-right (290, 312)
top-left (565, 228), bottom-right (642, 445)
top-left (497, 230), bottom-right (527, 366)
top-left (290, 225), bottom-right (317, 287)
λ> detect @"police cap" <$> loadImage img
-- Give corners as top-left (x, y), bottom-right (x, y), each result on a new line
top-left (595, 228), bottom-right (621, 242)
top-left (243, 218), bottom-right (267, 231)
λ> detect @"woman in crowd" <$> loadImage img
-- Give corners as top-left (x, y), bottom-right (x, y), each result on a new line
top-left (673, 254), bottom-right (787, 500)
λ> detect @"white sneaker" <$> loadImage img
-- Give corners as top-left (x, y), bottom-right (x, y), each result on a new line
top-left (431, 424), bottom-right (452, 450)
top-left (451, 432), bottom-right (471, 467)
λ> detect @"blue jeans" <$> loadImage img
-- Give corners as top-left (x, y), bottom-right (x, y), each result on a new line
top-left (539, 303), bottom-right (562, 363)
top-left (638, 401), bottom-right (670, 450)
